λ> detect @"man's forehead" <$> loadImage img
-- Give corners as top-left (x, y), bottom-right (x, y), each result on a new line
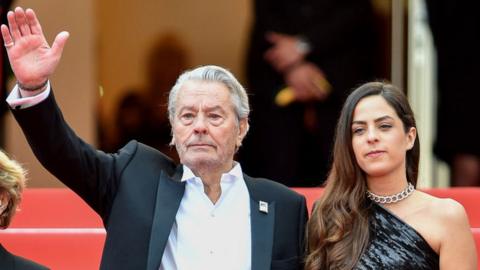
top-left (180, 80), bottom-right (228, 93)
top-left (174, 83), bottom-right (236, 115)
top-left (177, 81), bottom-right (231, 102)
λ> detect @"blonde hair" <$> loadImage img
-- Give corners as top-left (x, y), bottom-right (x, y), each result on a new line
top-left (0, 150), bottom-right (27, 228)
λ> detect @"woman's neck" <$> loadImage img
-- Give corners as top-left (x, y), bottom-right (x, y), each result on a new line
top-left (366, 170), bottom-right (409, 196)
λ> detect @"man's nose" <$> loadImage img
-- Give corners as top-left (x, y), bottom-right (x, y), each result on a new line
top-left (193, 115), bottom-right (208, 134)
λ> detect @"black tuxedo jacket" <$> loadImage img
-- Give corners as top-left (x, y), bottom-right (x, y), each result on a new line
top-left (0, 245), bottom-right (48, 270)
top-left (11, 92), bottom-right (308, 270)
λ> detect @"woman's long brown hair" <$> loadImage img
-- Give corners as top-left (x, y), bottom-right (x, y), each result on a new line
top-left (305, 82), bottom-right (420, 270)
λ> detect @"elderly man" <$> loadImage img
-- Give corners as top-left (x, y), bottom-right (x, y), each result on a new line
top-left (2, 7), bottom-right (307, 270)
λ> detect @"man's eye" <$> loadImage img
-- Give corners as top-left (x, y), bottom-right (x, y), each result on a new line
top-left (181, 113), bottom-right (194, 119)
top-left (208, 113), bottom-right (225, 125)
top-left (179, 113), bottom-right (195, 124)
top-left (209, 114), bottom-right (221, 120)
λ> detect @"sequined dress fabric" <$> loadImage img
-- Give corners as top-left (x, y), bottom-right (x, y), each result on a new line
top-left (355, 203), bottom-right (439, 269)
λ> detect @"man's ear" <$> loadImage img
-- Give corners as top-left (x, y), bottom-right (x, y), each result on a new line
top-left (236, 118), bottom-right (249, 147)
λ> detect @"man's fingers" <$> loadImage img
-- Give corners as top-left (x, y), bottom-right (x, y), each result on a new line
top-left (1, 25), bottom-right (14, 48)
top-left (7, 11), bottom-right (21, 42)
top-left (25, 9), bottom-right (43, 35)
top-left (275, 59), bottom-right (289, 72)
top-left (50, 31), bottom-right (70, 58)
top-left (266, 32), bottom-right (284, 44)
top-left (14, 7), bottom-right (31, 36)
top-left (308, 81), bottom-right (326, 100)
top-left (264, 49), bottom-right (288, 72)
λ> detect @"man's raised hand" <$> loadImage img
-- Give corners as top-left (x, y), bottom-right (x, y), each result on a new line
top-left (1, 7), bottom-right (69, 92)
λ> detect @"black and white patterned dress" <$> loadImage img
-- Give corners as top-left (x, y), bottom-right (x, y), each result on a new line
top-left (356, 203), bottom-right (439, 270)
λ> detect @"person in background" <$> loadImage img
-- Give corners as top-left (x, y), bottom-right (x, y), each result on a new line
top-left (306, 82), bottom-right (476, 269)
top-left (425, 0), bottom-right (480, 186)
top-left (104, 33), bottom-right (189, 160)
top-left (240, 0), bottom-right (377, 187)
top-left (142, 33), bottom-right (189, 161)
top-left (109, 90), bottom-right (150, 152)
top-left (0, 150), bottom-right (49, 270)
top-left (2, 7), bottom-right (307, 269)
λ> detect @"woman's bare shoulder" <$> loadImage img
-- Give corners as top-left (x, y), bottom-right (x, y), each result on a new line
top-left (416, 191), bottom-right (469, 226)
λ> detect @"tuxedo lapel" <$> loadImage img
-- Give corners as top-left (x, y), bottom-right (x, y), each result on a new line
top-left (245, 176), bottom-right (275, 270)
top-left (146, 167), bottom-right (185, 270)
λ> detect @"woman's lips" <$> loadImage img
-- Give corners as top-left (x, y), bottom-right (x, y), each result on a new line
top-left (366, 150), bottom-right (385, 158)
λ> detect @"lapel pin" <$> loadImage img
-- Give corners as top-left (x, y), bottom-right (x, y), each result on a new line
top-left (259, 201), bottom-right (268, 214)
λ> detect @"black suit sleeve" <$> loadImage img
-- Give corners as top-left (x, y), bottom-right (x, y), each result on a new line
top-left (297, 195), bottom-right (308, 261)
top-left (13, 256), bottom-right (50, 270)
top-left (11, 91), bottom-right (135, 222)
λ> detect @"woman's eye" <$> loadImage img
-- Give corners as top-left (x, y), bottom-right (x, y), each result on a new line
top-left (380, 124), bottom-right (392, 130)
top-left (353, 128), bottom-right (364, 135)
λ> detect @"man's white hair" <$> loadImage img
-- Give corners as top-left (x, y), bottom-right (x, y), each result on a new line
top-left (168, 65), bottom-right (250, 125)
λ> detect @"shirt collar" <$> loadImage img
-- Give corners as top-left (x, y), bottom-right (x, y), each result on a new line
top-left (181, 162), bottom-right (243, 183)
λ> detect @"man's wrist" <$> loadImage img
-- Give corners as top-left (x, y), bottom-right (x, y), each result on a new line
top-left (17, 80), bottom-right (49, 92)
top-left (295, 37), bottom-right (311, 55)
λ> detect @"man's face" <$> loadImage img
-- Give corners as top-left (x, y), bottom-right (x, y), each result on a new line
top-left (172, 80), bottom-right (248, 173)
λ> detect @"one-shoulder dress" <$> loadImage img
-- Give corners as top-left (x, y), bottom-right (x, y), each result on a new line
top-left (355, 203), bottom-right (439, 270)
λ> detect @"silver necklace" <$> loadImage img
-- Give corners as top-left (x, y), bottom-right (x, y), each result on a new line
top-left (366, 182), bottom-right (415, 204)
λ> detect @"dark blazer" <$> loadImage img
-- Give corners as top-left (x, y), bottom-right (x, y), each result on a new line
top-left (0, 245), bottom-right (48, 270)
top-left (11, 92), bottom-right (308, 270)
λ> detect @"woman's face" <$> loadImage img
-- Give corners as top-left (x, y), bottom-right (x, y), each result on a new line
top-left (351, 95), bottom-right (416, 179)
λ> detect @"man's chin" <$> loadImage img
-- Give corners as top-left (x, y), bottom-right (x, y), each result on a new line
top-left (183, 157), bottom-right (220, 170)
top-left (188, 145), bottom-right (215, 152)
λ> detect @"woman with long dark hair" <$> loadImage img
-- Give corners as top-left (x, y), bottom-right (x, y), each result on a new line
top-left (305, 82), bottom-right (476, 269)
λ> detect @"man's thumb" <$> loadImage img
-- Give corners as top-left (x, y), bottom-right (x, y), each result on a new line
top-left (51, 31), bottom-right (70, 57)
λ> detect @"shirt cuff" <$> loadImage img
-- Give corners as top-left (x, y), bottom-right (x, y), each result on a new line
top-left (6, 81), bottom-right (51, 109)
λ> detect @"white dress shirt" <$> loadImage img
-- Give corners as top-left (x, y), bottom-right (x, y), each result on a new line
top-left (160, 163), bottom-right (251, 270)
top-left (6, 82), bottom-right (51, 108)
